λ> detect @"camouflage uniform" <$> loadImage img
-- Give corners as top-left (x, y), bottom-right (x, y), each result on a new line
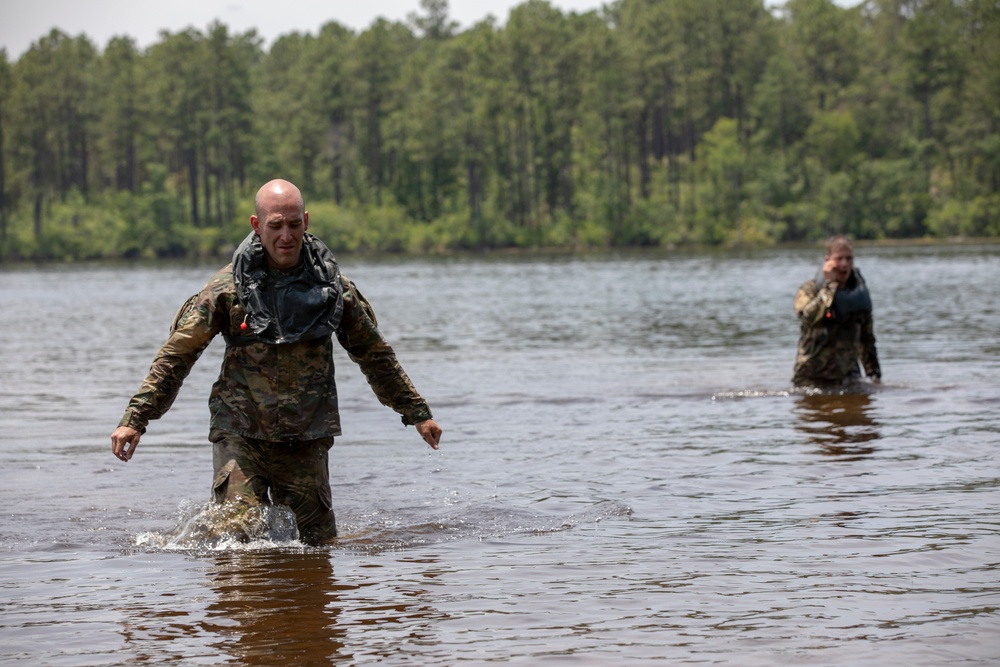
top-left (792, 268), bottom-right (880, 387)
top-left (119, 264), bottom-right (432, 544)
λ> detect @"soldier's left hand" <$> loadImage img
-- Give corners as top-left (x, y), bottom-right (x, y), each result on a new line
top-left (416, 419), bottom-right (442, 450)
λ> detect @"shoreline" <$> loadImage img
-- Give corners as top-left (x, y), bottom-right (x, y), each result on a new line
top-left (1, 235), bottom-right (998, 269)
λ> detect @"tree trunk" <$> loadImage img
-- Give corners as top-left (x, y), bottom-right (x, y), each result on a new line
top-left (34, 192), bottom-right (43, 241)
top-left (637, 107), bottom-right (651, 200)
top-left (187, 149), bottom-right (200, 227)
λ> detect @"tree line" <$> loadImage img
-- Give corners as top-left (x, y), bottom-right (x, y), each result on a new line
top-left (0, 0), bottom-right (997, 261)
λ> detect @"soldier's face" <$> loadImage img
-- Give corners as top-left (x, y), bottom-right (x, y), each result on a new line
top-left (251, 202), bottom-right (308, 270)
top-left (826, 248), bottom-right (854, 284)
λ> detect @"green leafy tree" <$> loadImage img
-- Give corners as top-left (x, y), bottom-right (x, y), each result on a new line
top-left (311, 21), bottom-right (358, 205)
top-left (0, 49), bottom-right (10, 244)
top-left (696, 117), bottom-right (746, 243)
top-left (784, 0), bottom-right (862, 111)
top-left (409, 0), bottom-right (460, 39)
top-left (93, 36), bottom-right (143, 193)
top-left (750, 50), bottom-right (810, 150)
top-left (200, 22), bottom-right (260, 226)
top-left (2, 0), bottom-right (999, 261)
top-left (251, 32), bottom-right (318, 188)
top-left (9, 30), bottom-right (97, 244)
top-left (352, 19), bottom-right (418, 206)
top-left (145, 29), bottom-right (208, 228)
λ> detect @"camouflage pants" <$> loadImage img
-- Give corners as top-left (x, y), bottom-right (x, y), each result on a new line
top-left (209, 429), bottom-right (337, 545)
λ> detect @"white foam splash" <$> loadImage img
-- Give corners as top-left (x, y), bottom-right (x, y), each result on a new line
top-left (135, 499), bottom-right (302, 551)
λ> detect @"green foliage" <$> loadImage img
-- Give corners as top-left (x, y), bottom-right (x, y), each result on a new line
top-left (750, 50), bottom-right (811, 149)
top-left (0, 0), bottom-right (997, 263)
top-left (806, 109), bottom-right (861, 173)
top-left (306, 200), bottom-right (411, 253)
top-left (926, 195), bottom-right (1000, 238)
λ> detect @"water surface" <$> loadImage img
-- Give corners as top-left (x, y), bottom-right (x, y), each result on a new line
top-left (1, 244), bottom-right (998, 665)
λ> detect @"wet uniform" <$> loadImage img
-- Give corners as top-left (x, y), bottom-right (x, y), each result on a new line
top-left (792, 268), bottom-right (880, 387)
top-left (118, 262), bottom-right (432, 544)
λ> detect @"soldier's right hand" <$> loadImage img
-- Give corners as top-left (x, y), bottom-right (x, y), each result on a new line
top-left (111, 426), bottom-right (141, 462)
top-left (822, 257), bottom-right (839, 285)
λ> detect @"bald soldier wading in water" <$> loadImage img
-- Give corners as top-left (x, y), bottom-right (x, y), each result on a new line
top-left (110, 179), bottom-right (442, 545)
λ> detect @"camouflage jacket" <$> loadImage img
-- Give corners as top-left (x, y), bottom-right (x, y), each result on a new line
top-left (118, 264), bottom-right (432, 441)
top-left (792, 269), bottom-right (880, 386)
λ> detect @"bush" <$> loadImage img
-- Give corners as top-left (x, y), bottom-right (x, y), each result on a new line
top-left (926, 195), bottom-right (1000, 238)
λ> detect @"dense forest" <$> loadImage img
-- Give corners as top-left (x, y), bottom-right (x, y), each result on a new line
top-left (0, 0), bottom-right (997, 261)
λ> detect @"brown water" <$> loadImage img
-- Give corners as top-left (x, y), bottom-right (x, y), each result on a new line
top-left (1, 244), bottom-right (998, 665)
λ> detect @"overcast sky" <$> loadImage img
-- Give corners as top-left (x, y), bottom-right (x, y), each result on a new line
top-left (1, 0), bottom-right (861, 62)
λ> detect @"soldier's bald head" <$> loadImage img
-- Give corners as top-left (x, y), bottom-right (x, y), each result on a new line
top-left (255, 179), bottom-right (304, 218)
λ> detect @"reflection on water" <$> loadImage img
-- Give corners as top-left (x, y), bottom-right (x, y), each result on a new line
top-left (205, 552), bottom-right (346, 664)
top-left (795, 390), bottom-right (880, 459)
top-left (116, 552), bottom-right (350, 664)
top-left (203, 551), bottom-right (449, 664)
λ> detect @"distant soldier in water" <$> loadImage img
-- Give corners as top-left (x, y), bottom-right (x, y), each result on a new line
top-left (793, 235), bottom-right (881, 388)
top-left (110, 179), bottom-right (442, 545)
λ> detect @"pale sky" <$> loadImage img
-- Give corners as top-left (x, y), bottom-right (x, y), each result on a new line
top-left (0, 0), bottom-right (603, 60)
top-left (0, 0), bottom-right (861, 61)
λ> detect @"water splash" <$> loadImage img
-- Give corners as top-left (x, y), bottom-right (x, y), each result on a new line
top-left (135, 499), bottom-right (301, 551)
top-left (712, 388), bottom-right (793, 400)
top-left (712, 380), bottom-right (887, 400)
